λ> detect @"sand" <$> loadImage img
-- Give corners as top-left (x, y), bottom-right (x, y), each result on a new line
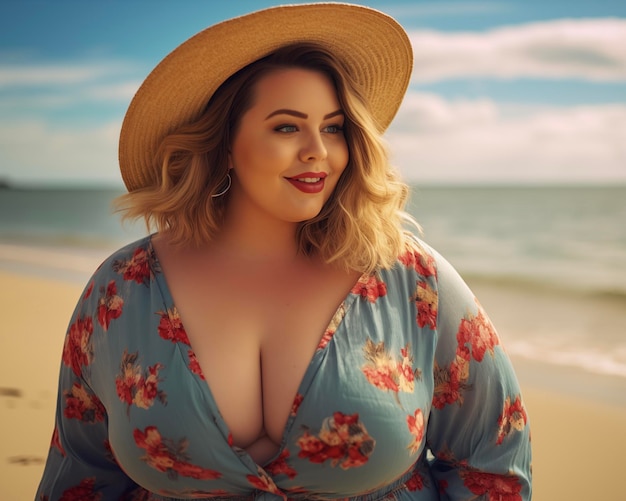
top-left (1, 270), bottom-right (625, 500)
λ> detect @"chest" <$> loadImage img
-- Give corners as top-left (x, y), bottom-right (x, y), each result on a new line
top-left (159, 253), bottom-right (362, 454)
top-left (103, 243), bottom-right (439, 494)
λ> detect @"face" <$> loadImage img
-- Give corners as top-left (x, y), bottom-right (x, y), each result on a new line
top-left (227, 67), bottom-right (349, 226)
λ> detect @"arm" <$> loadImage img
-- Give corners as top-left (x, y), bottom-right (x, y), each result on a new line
top-left (426, 250), bottom-right (532, 500)
top-left (36, 281), bottom-right (144, 500)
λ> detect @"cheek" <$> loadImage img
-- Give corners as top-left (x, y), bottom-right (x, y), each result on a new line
top-left (234, 134), bottom-right (290, 171)
top-left (333, 141), bottom-right (350, 174)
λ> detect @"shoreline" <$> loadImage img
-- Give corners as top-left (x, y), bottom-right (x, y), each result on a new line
top-left (2, 269), bottom-right (626, 500)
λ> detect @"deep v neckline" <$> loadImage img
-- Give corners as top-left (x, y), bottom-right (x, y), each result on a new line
top-left (147, 235), bottom-right (365, 467)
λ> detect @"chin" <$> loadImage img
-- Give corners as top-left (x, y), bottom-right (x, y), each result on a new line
top-left (285, 203), bottom-right (326, 223)
top-left (290, 209), bottom-right (323, 223)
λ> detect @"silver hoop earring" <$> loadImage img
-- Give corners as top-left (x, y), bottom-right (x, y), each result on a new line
top-left (211, 173), bottom-right (232, 198)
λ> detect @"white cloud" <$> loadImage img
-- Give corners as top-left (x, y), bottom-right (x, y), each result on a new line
top-left (2, 17), bottom-right (625, 186)
top-left (0, 119), bottom-right (122, 185)
top-left (0, 81), bottom-right (139, 112)
top-left (85, 81), bottom-right (140, 101)
top-left (2, 94), bottom-right (625, 187)
top-left (0, 61), bottom-right (141, 118)
top-left (387, 92), bottom-right (626, 183)
top-left (387, 1), bottom-right (510, 18)
top-left (409, 18), bottom-right (626, 82)
top-left (0, 61), bottom-right (136, 87)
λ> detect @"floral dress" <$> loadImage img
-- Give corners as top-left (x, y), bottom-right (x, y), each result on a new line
top-left (36, 235), bottom-right (532, 500)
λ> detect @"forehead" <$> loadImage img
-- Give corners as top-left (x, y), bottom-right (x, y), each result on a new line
top-left (250, 67), bottom-right (340, 110)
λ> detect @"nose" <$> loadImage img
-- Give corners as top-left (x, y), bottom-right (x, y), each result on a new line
top-left (299, 131), bottom-right (327, 162)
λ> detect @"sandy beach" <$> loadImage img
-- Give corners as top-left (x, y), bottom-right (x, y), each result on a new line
top-left (2, 269), bottom-right (625, 500)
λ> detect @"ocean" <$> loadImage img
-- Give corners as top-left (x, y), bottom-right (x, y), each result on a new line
top-left (1, 185), bottom-right (625, 399)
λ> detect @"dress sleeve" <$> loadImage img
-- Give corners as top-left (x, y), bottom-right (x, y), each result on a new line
top-left (425, 249), bottom-right (532, 500)
top-left (35, 279), bottom-right (144, 500)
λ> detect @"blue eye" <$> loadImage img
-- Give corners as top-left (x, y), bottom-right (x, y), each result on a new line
top-left (275, 125), bottom-right (298, 133)
top-left (324, 125), bottom-right (344, 134)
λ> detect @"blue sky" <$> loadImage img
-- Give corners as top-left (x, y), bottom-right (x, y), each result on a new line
top-left (1, 0), bottom-right (625, 186)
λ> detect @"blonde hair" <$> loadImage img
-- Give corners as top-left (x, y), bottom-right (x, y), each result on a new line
top-left (115, 43), bottom-right (418, 273)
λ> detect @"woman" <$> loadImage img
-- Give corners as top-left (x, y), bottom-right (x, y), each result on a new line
top-left (37, 3), bottom-right (531, 500)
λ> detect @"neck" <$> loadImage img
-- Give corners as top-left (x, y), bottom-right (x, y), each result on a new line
top-left (215, 208), bottom-right (301, 264)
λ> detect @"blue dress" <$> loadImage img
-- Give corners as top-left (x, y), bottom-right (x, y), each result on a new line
top-left (36, 235), bottom-right (532, 500)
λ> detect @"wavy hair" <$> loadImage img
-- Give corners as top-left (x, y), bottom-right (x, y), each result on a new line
top-left (115, 43), bottom-right (418, 272)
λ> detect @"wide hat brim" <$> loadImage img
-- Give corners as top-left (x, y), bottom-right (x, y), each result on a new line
top-left (119, 2), bottom-right (413, 192)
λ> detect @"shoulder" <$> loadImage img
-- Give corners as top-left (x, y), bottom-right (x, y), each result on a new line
top-left (395, 233), bottom-right (439, 278)
top-left (89, 235), bottom-right (158, 286)
top-left (365, 234), bottom-right (440, 310)
top-left (380, 233), bottom-right (473, 309)
top-left (76, 235), bottom-right (158, 315)
top-left (74, 236), bottom-right (163, 341)
top-left (392, 233), bottom-right (469, 290)
top-left (377, 232), bottom-right (441, 286)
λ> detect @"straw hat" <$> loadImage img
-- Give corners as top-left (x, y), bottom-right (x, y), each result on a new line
top-left (119, 2), bottom-right (413, 192)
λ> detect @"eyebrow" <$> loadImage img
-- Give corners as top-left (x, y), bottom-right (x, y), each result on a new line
top-left (264, 109), bottom-right (344, 120)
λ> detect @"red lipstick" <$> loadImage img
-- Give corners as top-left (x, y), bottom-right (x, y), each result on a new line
top-left (285, 172), bottom-right (327, 194)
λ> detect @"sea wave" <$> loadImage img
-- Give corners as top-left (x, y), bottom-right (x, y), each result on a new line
top-left (0, 242), bottom-right (118, 283)
top-left (463, 271), bottom-right (626, 303)
top-left (506, 339), bottom-right (626, 380)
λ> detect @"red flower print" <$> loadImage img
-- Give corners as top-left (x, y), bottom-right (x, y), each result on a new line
top-left (457, 303), bottom-right (499, 362)
top-left (460, 468), bottom-right (523, 501)
top-left (298, 432), bottom-right (325, 458)
top-left (362, 365), bottom-right (399, 392)
top-left (157, 307), bottom-right (190, 345)
top-left (266, 449), bottom-right (298, 480)
top-left (133, 427), bottom-right (175, 473)
top-left (115, 350), bottom-right (166, 412)
top-left (62, 316), bottom-right (94, 376)
top-left (399, 243), bottom-right (437, 277)
top-left (63, 382), bottom-right (105, 423)
top-left (157, 488), bottom-right (231, 499)
top-left (133, 426), bottom-right (221, 481)
top-left (173, 461), bottom-right (222, 480)
top-left (317, 329), bottom-right (334, 350)
top-left (438, 479), bottom-right (449, 495)
top-left (362, 339), bottom-right (421, 404)
top-left (433, 302), bottom-right (500, 409)
top-left (497, 395), bottom-right (528, 445)
top-left (247, 467), bottom-right (283, 495)
top-left (398, 345), bottom-right (421, 392)
top-left (432, 356), bottom-right (472, 409)
top-left (412, 280), bottom-right (438, 329)
top-left (187, 350), bottom-right (205, 380)
top-left (119, 487), bottom-right (151, 501)
top-left (116, 351), bottom-right (141, 406)
top-left (351, 273), bottom-right (387, 303)
top-left (135, 364), bottom-right (165, 409)
top-left (97, 280), bottom-right (124, 330)
top-left (406, 470), bottom-right (426, 491)
top-left (50, 426), bottom-right (66, 456)
top-left (291, 393), bottom-right (304, 416)
top-left (58, 477), bottom-right (102, 501)
top-left (297, 412), bottom-right (375, 469)
top-left (432, 446), bottom-right (458, 464)
top-left (115, 379), bottom-right (134, 406)
top-left (317, 303), bottom-right (346, 350)
top-left (103, 439), bottom-right (118, 465)
top-left (113, 247), bottom-right (153, 285)
top-left (406, 408), bottom-right (425, 455)
top-left (83, 281), bottom-right (94, 300)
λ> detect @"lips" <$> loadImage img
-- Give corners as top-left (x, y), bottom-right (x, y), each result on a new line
top-left (285, 172), bottom-right (328, 194)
